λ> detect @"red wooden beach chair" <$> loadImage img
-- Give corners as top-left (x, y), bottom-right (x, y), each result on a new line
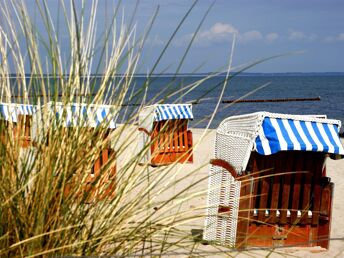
top-left (35, 102), bottom-right (117, 201)
top-left (0, 103), bottom-right (36, 148)
top-left (138, 104), bottom-right (193, 166)
top-left (203, 112), bottom-right (344, 249)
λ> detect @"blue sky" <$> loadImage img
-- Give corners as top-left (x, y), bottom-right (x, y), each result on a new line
top-left (19, 1), bottom-right (344, 73)
top-left (129, 0), bottom-right (344, 73)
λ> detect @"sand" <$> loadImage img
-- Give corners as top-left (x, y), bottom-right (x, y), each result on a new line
top-left (117, 126), bottom-right (344, 257)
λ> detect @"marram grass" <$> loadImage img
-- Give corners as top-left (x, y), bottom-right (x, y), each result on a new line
top-left (0, 1), bottom-right (301, 257)
top-left (0, 1), bottom-right (218, 257)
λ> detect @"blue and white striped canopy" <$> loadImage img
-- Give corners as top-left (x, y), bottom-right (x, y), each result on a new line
top-left (51, 103), bottom-right (116, 128)
top-left (0, 103), bottom-right (37, 122)
top-left (255, 117), bottom-right (344, 156)
top-left (154, 104), bottom-right (193, 122)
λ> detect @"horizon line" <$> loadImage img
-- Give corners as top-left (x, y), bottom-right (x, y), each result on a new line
top-left (2, 71), bottom-right (344, 79)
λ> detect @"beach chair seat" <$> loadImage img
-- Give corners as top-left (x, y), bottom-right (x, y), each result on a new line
top-left (138, 104), bottom-right (193, 166)
top-left (33, 102), bottom-right (117, 201)
top-left (204, 112), bottom-right (344, 249)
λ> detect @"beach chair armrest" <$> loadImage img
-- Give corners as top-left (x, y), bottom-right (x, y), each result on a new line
top-left (138, 127), bottom-right (151, 136)
top-left (210, 158), bottom-right (237, 178)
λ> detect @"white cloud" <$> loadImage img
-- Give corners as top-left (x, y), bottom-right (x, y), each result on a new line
top-left (146, 35), bottom-right (165, 46)
top-left (337, 33), bottom-right (344, 41)
top-left (265, 33), bottom-right (279, 43)
top-left (325, 36), bottom-right (335, 42)
top-left (324, 33), bottom-right (344, 42)
top-left (196, 22), bottom-right (238, 45)
top-left (288, 29), bottom-right (306, 40)
top-left (308, 33), bottom-right (318, 41)
top-left (175, 22), bottom-right (278, 47)
top-left (288, 29), bottom-right (317, 41)
top-left (209, 22), bottom-right (238, 35)
top-left (173, 22), bottom-right (237, 47)
top-left (239, 30), bottom-right (263, 42)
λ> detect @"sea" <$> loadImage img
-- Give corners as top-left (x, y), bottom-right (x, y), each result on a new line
top-left (121, 74), bottom-right (344, 133)
top-left (8, 73), bottom-right (344, 133)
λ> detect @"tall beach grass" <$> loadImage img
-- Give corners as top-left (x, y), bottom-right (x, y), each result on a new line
top-left (0, 0), bottom-right (230, 256)
top-left (0, 1), bottom-right (308, 257)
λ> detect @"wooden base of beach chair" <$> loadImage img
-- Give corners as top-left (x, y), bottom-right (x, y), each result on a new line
top-left (85, 147), bottom-right (116, 201)
top-left (64, 147), bottom-right (116, 202)
top-left (146, 120), bottom-right (193, 166)
top-left (212, 151), bottom-right (333, 249)
top-left (63, 129), bottom-right (116, 202)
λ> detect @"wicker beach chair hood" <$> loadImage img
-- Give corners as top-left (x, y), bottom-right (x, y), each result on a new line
top-left (216, 112), bottom-right (343, 176)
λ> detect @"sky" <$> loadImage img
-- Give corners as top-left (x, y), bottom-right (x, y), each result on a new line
top-left (127, 0), bottom-right (344, 73)
top-left (7, 0), bottom-right (344, 73)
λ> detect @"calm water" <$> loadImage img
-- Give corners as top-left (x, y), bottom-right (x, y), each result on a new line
top-left (124, 75), bottom-right (344, 132)
top-left (8, 75), bottom-right (344, 132)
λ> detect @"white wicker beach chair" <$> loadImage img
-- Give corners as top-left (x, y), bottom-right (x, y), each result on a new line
top-left (138, 104), bottom-right (194, 166)
top-left (204, 112), bottom-right (344, 249)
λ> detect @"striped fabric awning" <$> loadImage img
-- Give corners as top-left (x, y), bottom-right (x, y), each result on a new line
top-left (154, 104), bottom-right (193, 122)
top-left (255, 117), bottom-right (344, 156)
top-left (0, 103), bottom-right (37, 122)
top-left (51, 103), bottom-right (117, 128)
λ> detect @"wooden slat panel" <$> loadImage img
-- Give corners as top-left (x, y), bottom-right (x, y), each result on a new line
top-left (312, 153), bottom-right (325, 225)
top-left (269, 155), bottom-right (282, 224)
top-left (258, 155), bottom-right (272, 222)
top-left (290, 153), bottom-right (303, 224)
top-left (102, 148), bottom-right (109, 167)
top-left (16, 114), bottom-right (32, 148)
top-left (151, 122), bottom-right (158, 155)
top-left (319, 177), bottom-right (332, 217)
top-left (151, 121), bottom-right (162, 165)
top-left (178, 121), bottom-right (184, 153)
top-left (154, 121), bottom-right (160, 153)
top-left (187, 130), bottom-right (193, 162)
top-left (246, 224), bottom-right (314, 248)
top-left (280, 152), bottom-right (293, 224)
top-left (317, 180), bottom-right (333, 249)
top-left (165, 122), bottom-right (171, 153)
top-left (169, 121), bottom-right (176, 160)
top-left (165, 121), bottom-right (170, 153)
top-left (173, 121), bottom-right (179, 153)
top-left (301, 152), bottom-right (313, 224)
top-left (23, 115), bottom-right (31, 138)
top-left (157, 121), bottom-right (163, 153)
top-left (182, 127), bottom-right (189, 152)
top-left (236, 175), bottom-right (251, 249)
top-left (170, 121), bottom-right (174, 152)
top-left (100, 148), bottom-right (112, 199)
top-left (183, 120), bottom-right (188, 149)
top-left (160, 121), bottom-right (166, 153)
top-left (150, 119), bottom-right (193, 165)
top-left (93, 154), bottom-right (101, 178)
top-left (242, 150), bottom-right (332, 248)
top-left (249, 154), bottom-right (259, 218)
top-left (169, 120), bottom-right (175, 153)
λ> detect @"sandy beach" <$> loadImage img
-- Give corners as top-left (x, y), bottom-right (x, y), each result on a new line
top-left (118, 126), bottom-right (344, 257)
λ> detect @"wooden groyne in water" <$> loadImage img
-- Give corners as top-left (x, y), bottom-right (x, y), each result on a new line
top-left (9, 95), bottom-right (322, 106)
